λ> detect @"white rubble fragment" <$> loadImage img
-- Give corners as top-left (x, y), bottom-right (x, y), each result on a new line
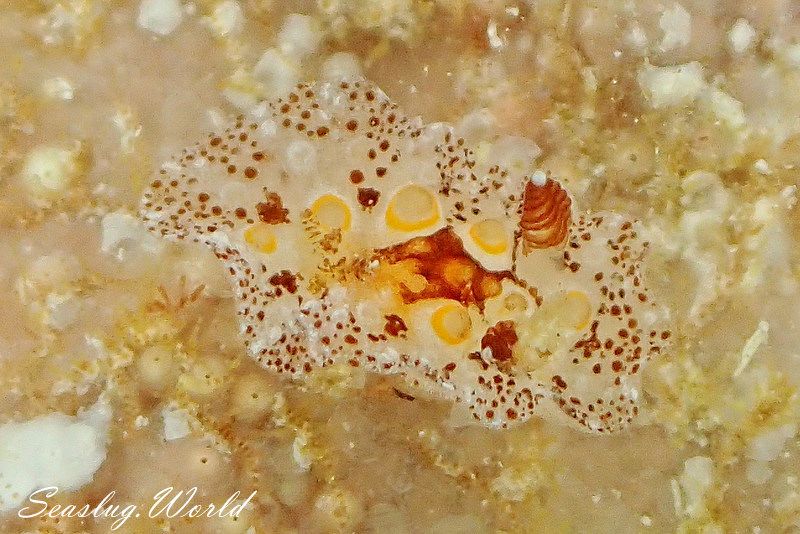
top-left (112, 109), bottom-right (143, 154)
top-left (320, 52), bottom-right (363, 81)
top-left (753, 159), bottom-right (772, 175)
top-left (678, 170), bottom-right (730, 237)
top-left (277, 14), bottom-right (322, 59)
top-left (253, 47), bottom-right (301, 98)
top-left (734, 320), bottom-right (769, 377)
top-left (137, 0), bottom-right (184, 36)
top-left (25, 252), bottom-right (82, 292)
top-left (747, 424), bottom-right (797, 462)
top-left (206, 0), bottom-right (243, 37)
top-left (659, 3), bottom-right (692, 52)
top-left (708, 88), bottom-right (746, 129)
top-left (21, 145), bottom-right (80, 195)
top-left (670, 478), bottom-right (682, 515)
top-left (45, 291), bottom-right (80, 330)
top-left (677, 456), bottom-right (715, 519)
top-left (41, 77), bottom-right (75, 101)
top-left (784, 43), bottom-right (800, 68)
top-left (161, 404), bottom-right (191, 441)
top-left (638, 61), bottom-right (706, 109)
top-left (292, 432), bottom-right (312, 471)
top-left (729, 18), bottom-right (756, 54)
top-left (746, 461), bottom-right (773, 485)
top-left (0, 399), bottom-right (111, 512)
top-left (490, 467), bottom-right (541, 502)
top-left (221, 68), bottom-right (262, 111)
top-left (627, 25), bottom-right (648, 50)
top-left (741, 190), bottom-right (797, 293)
top-left (781, 185), bottom-right (797, 208)
top-left (581, 66), bottom-right (598, 92)
top-left (487, 20), bottom-right (505, 49)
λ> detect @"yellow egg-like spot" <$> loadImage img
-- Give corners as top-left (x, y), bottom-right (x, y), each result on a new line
top-left (385, 185), bottom-right (439, 232)
top-left (554, 290), bottom-right (592, 330)
top-left (469, 218), bottom-right (509, 254)
top-left (376, 260), bottom-right (428, 295)
top-left (431, 302), bottom-right (472, 345)
top-left (244, 223), bottom-right (278, 253)
top-left (503, 293), bottom-right (528, 312)
top-left (310, 194), bottom-right (351, 231)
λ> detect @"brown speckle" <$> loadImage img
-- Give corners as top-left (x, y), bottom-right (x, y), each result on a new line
top-left (349, 169), bottom-right (365, 184)
top-left (256, 192), bottom-right (289, 224)
top-left (357, 187), bottom-right (380, 209)
top-left (384, 314), bottom-right (408, 337)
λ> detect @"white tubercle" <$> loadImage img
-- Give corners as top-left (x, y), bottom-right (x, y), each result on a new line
top-left (530, 170), bottom-right (547, 186)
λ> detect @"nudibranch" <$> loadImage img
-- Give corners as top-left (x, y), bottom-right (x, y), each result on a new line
top-left (140, 79), bottom-right (672, 433)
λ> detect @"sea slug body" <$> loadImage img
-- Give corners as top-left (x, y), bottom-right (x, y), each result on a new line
top-left (140, 78), bottom-right (672, 433)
